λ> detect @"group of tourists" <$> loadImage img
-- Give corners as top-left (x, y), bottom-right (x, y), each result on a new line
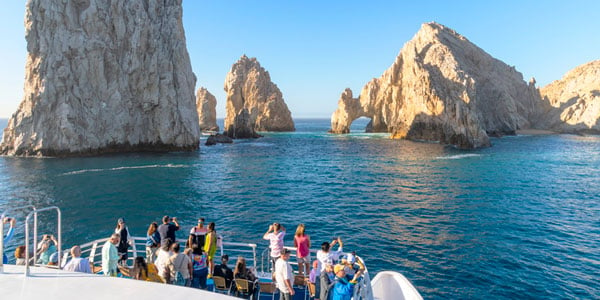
top-left (264, 222), bottom-right (365, 300)
top-left (3, 216), bottom-right (366, 300)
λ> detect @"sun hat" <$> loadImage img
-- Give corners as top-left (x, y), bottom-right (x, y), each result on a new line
top-left (334, 264), bottom-right (345, 274)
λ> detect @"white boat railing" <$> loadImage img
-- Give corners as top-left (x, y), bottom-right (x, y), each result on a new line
top-left (63, 235), bottom-right (258, 272)
top-left (0, 205), bottom-right (38, 274)
top-left (24, 206), bottom-right (62, 276)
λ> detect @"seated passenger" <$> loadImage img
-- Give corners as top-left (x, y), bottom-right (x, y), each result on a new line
top-left (233, 256), bottom-right (257, 299)
top-left (14, 245), bottom-right (27, 265)
top-left (132, 256), bottom-right (148, 280)
top-left (309, 260), bottom-right (321, 300)
top-left (37, 234), bottom-right (57, 265)
top-left (213, 254), bottom-right (234, 287)
top-left (63, 245), bottom-right (92, 273)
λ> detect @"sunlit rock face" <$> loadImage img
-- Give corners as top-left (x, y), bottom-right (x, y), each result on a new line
top-left (224, 55), bottom-right (295, 139)
top-left (539, 60), bottom-right (600, 133)
top-left (331, 22), bottom-right (544, 149)
top-left (0, 0), bottom-right (200, 156)
top-left (196, 87), bottom-right (219, 132)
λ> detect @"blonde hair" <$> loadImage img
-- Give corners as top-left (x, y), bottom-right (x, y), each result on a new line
top-left (295, 224), bottom-right (305, 237)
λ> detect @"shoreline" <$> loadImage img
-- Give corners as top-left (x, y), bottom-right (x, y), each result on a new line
top-left (516, 129), bottom-right (556, 135)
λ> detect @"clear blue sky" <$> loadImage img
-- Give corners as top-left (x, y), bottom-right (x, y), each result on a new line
top-left (1, 1), bottom-right (599, 118)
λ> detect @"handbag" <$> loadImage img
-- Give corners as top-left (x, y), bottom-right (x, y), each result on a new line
top-left (171, 255), bottom-right (186, 286)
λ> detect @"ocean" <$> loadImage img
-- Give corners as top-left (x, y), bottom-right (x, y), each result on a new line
top-left (0, 118), bottom-right (598, 299)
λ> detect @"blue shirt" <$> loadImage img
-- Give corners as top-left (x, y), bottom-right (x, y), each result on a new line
top-left (146, 232), bottom-right (161, 247)
top-left (332, 277), bottom-right (355, 300)
top-left (2, 227), bottom-right (15, 263)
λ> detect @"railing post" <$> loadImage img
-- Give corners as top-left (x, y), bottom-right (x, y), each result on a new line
top-left (24, 206), bottom-right (61, 276)
top-left (0, 205), bottom-right (36, 274)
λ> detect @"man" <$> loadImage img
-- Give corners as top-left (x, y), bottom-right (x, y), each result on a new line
top-left (167, 243), bottom-right (192, 286)
top-left (317, 237), bottom-right (343, 272)
top-left (102, 233), bottom-right (120, 276)
top-left (331, 261), bottom-right (365, 300)
top-left (212, 254), bottom-right (234, 287)
top-left (275, 248), bottom-right (295, 300)
top-left (263, 222), bottom-right (285, 271)
top-left (2, 217), bottom-right (16, 264)
top-left (64, 245), bottom-right (92, 273)
top-left (158, 215), bottom-right (180, 245)
top-left (187, 217), bottom-right (207, 249)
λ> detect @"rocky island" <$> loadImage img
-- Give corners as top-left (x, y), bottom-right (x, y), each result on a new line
top-left (196, 87), bottom-right (219, 132)
top-left (0, 0), bottom-right (200, 156)
top-left (223, 55), bottom-right (295, 139)
top-left (331, 22), bottom-right (600, 148)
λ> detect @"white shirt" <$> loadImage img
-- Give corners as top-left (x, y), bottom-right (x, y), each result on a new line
top-left (264, 231), bottom-right (286, 258)
top-left (275, 257), bottom-right (293, 293)
top-left (316, 246), bottom-right (343, 271)
top-left (64, 257), bottom-right (92, 273)
top-left (154, 249), bottom-right (173, 277)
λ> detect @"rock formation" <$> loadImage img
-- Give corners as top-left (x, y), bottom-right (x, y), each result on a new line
top-left (331, 22), bottom-right (543, 149)
top-left (224, 55), bottom-right (295, 138)
top-left (205, 134), bottom-right (233, 146)
top-left (0, 0), bottom-right (200, 156)
top-left (539, 60), bottom-right (600, 133)
top-left (196, 87), bottom-right (219, 132)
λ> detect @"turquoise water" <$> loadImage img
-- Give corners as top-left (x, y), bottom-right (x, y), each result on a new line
top-left (0, 118), bottom-right (599, 299)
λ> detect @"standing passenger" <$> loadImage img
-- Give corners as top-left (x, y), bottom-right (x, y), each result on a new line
top-left (115, 218), bottom-right (131, 265)
top-left (317, 237), bottom-right (343, 272)
top-left (294, 223), bottom-right (311, 276)
top-left (204, 222), bottom-right (217, 277)
top-left (275, 248), bottom-right (295, 300)
top-left (190, 244), bottom-right (209, 289)
top-left (146, 222), bottom-right (160, 263)
top-left (187, 217), bottom-right (207, 249)
top-left (101, 233), bottom-right (120, 276)
top-left (168, 243), bottom-right (192, 286)
top-left (263, 222), bottom-right (286, 271)
top-left (158, 215), bottom-right (180, 246)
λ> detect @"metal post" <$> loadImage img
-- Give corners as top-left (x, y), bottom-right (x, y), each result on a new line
top-left (25, 206), bottom-right (61, 276)
top-left (0, 205), bottom-right (36, 274)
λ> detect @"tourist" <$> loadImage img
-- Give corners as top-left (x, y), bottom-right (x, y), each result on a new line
top-left (213, 254), bottom-right (234, 288)
top-left (319, 263), bottom-right (336, 300)
top-left (101, 233), bottom-right (120, 276)
top-left (309, 260), bottom-right (321, 300)
top-left (168, 242), bottom-right (192, 286)
top-left (233, 256), bottom-right (258, 299)
top-left (115, 218), bottom-right (131, 265)
top-left (275, 248), bottom-right (295, 300)
top-left (317, 237), bottom-right (344, 272)
top-left (132, 256), bottom-right (148, 280)
top-left (2, 217), bottom-right (16, 264)
top-left (154, 238), bottom-right (173, 283)
top-left (37, 234), bottom-right (57, 265)
top-left (158, 215), bottom-right (180, 245)
top-left (14, 245), bottom-right (27, 265)
top-left (293, 223), bottom-right (311, 276)
top-left (190, 244), bottom-right (209, 289)
top-left (146, 222), bottom-right (160, 263)
top-left (63, 245), bottom-right (92, 273)
top-left (204, 222), bottom-right (217, 277)
top-left (331, 262), bottom-right (364, 300)
top-left (263, 222), bottom-right (286, 271)
top-left (341, 253), bottom-right (358, 277)
top-left (187, 217), bottom-right (207, 249)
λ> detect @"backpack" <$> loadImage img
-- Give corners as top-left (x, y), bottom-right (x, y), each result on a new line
top-left (170, 255), bottom-right (187, 286)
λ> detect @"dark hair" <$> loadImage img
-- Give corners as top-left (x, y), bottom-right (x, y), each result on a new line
top-left (191, 244), bottom-right (203, 256)
top-left (162, 215), bottom-right (170, 223)
top-left (132, 257), bottom-right (148, 280)
top-left (208, 222), bottom-right (215, 232)
top-left (321, 242), bottom-right (330, 252)
top-left (233, 256), bottom-right (247, 278)
top-left (171, 242), bottom-right (180, 253)
top-left (221, 254), bottom-right (229, 262)
top-left (161, 238), bottom-right (172, 251)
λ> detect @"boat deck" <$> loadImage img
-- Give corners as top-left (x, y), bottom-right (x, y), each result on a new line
top-left (0, 264), bottom-right (310, 300)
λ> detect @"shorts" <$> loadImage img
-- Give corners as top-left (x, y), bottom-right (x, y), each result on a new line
top-left (297, 253), bottom-right (311, 265)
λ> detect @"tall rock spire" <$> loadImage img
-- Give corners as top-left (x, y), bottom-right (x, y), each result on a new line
top-left (0, 0), bottom-right (200, 156)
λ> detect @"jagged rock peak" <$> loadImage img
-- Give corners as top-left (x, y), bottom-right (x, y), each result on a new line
top-left (0, 0), bottom-right (200, 157)
top-left (223, 55), bottom-right (295, 139)
top-left (196, 87), bottom-right (219, 132)
top-left (330, 21), bottom-right (543, 149)
top-left (539, 60), bottom-right (600, 133)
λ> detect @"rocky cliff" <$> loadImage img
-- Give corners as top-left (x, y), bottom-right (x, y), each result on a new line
top-left (223, 55), bottom-right (295, 138)
top-left (0, 0), bottom-right (200, 156)
top-left (196, 87), bottom-right (219, 132)
top-left (331, 22), bottom-right (543, 149)
top-left (539, 60), bottom-right (600, 133)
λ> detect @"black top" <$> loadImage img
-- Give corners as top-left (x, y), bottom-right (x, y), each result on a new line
top-left (213, 263), bottom-right (234, 286)
top-left (157, 223), bottom-right (180, 243)
top-left (117, 227), bottom-right (129, 253)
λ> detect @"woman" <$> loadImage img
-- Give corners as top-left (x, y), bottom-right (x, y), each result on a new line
top-left (146, 222), bottom-right (160, 263)
top-left (190, 244), bottom-right (209, 289)
top-left (233, 256), bottom-right (257, 299)
top-left (114, 218), bottom-right (130, 265)
top-left (203, 222), bottom-right (217, 277)
top-left (294, 223), bottom-right (311, 275)
top-left (37, 234), bottom-right (57, 265)
top-left (14, 245), bottom-right (26, 265)
top-left (132, 256), bottom-right (148, 280)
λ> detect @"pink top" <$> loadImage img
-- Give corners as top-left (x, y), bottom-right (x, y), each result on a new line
top-left (294, 234), bottom-right (310, 258)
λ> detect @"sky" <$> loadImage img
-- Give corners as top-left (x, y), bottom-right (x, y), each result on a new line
top-left (1, 1), bottom-right (599, 119)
